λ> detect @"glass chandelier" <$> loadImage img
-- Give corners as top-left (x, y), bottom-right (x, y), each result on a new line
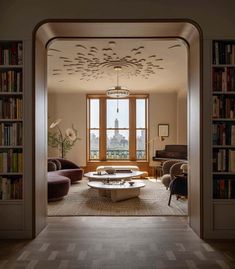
top-left (106, 66), bottom-right (130, 98)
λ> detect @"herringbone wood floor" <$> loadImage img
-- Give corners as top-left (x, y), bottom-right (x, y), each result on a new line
top-left (0, 217), bottom-right (235, 268)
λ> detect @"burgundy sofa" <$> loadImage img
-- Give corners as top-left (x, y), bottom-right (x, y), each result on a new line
top-left (48, 158), bottom-right (84, 201)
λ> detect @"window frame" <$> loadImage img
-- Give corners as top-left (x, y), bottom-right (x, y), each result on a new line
top-left (87, 94), bottom-right (148, 162)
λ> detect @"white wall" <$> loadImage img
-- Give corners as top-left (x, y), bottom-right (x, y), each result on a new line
top-left (48, 92), bottom-right (87, 166)
top-left (177, 91), bottom-right (187, 144)
top-left (149, 92), bottom-right (178, 165)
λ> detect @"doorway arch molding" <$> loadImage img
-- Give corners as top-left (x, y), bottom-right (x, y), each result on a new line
top-left (34, 19), bottom-right (203, 237)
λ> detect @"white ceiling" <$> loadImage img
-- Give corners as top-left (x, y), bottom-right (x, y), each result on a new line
top-left (47, 38), bottom-right (187, 94)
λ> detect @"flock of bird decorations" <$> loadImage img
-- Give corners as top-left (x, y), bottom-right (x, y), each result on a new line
top-left (48, 41), bottom-right (181, 83)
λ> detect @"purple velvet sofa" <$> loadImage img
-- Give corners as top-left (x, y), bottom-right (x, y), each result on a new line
top-left (48, 158), bottom-right (84, 201)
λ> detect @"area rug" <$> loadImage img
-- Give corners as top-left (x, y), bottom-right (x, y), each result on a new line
top-left (48, 179), bottom-right (187, 216)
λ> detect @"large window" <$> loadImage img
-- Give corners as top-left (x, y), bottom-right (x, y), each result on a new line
top-left (88, 96), bottom-right (148, 161)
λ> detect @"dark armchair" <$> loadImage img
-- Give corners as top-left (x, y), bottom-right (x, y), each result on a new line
top-left (168, 173), bottom-right (188, 206)
top-left (161, 160), bottom-right (187, 189)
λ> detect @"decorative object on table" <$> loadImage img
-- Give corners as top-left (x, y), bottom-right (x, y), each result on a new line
top-left (158, 124), bottom-right (169, 141)
top-left (48, 119), bottom-right (81, 158)
top-left (105, 167), bottom-right (116, 174)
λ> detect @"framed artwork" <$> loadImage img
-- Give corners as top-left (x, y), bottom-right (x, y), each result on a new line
top-left (158, 124), bottom-right (169, 137)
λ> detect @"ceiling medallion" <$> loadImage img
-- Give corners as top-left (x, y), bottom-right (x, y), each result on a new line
top-left (106, 66), bottom-right (129, 99)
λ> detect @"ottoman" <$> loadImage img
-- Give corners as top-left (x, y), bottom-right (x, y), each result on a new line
top-left (48, 172), bottom-right (70, 201)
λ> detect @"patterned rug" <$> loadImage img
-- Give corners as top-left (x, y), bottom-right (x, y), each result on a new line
top-left (47, 178), bottom-right (187, 216)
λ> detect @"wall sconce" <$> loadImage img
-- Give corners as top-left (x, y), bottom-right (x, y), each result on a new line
top-left (158, 124), bottom-right (169, 141)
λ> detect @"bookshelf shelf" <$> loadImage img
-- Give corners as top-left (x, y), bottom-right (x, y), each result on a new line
top-left (213, 145), bottom-right (235, 148)
top-left (0, 119), bottom-right (23, 122)
top-left (0, 172), bottom-right (23, 175)
top-left (212, 91), bottom-right (235, 95)
top-left (212, 118), bottom-right (235, 122)
top-left (0, 41), bottom-right (23, 203)
top-left (0, 65), bottom-right (23, 68)
top-left (212, 64), bottom-right (235, 67)
top-left (0, 199), bottom-right (23, 204)
top-left (0, 93), bottom-right (23, 95)
top-left (0, 146), bottom-right (23, 149)
top-left (213, 172), bottom-right (235, 175)
top-left (213, 199), bottom-right (235, 203)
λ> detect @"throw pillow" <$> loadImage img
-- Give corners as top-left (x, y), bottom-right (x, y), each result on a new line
top-left (52, 159), bottom-right (62, 170)
top-left (48, 158), bottom-right (62, 170)
top-left (48, 161), bottom-right (57, 171)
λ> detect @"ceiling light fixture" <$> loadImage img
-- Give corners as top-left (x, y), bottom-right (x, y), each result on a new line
top-left (106, 66), bottom-right (130, 99)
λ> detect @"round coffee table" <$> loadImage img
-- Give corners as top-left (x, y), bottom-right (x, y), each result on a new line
top-left (84, 171), bottom-right (144, 181)
top-left (87, 180), bottom-right (146, 202)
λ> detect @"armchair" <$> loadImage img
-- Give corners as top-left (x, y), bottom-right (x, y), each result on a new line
top-left (161, 160), bottom-right (187, 189)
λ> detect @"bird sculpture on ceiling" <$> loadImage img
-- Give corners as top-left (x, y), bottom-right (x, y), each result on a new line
top-left (48, 41), bottom-right (181, 82)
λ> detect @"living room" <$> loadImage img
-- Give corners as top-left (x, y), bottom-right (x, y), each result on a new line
top-left (2, 1), bottom-right (235, 267)
top-left (46, 38), bottom-right (188, 216)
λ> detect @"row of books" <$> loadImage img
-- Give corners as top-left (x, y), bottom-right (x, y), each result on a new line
top-left (0, 123), bottom-right (23, 146)
top-left (0, 176), bottom-right (22, 200)
top-left (0, 42), bottom-right (23, 66)
top-left (213, 149), bottom-right (235, 172)
top-left (0, 70), bottom-right (22, 92)
top-left (212, 95), bottom-right (235, 118)
top-left (213, 179), bottom-right (235, 199)
top-left (213, 41), bottom-right (235, 65)
top-left (0, 150), bottom-right (23, 172)
top-left (212, 67), bottom-right (235, 91)
top-left (212, 124), bottom-right (235, 145)
top-left (0, 98), bottom-right (23, 119)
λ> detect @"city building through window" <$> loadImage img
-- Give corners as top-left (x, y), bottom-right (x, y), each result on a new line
top-left (88, 95), bottom-right (148, 161)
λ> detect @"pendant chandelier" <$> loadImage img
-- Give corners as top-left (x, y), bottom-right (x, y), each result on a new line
top-left (106, 66), bottom-right (130, 98)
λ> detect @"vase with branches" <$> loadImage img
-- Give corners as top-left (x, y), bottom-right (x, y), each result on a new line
top-left (48, 119), bottom-right (81, 158)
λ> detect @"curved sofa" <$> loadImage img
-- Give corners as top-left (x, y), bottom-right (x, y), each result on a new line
top-left (48, 158), bottom-right (84, 201)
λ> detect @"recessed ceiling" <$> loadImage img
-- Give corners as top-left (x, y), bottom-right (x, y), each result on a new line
top-left (47, 38), bottom-right (187, 93)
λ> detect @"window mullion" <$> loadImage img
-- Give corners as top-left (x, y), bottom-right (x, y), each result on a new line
top-left (99, 97), bottom-right (106, 161)
top-left (129, 97), bottom-right (136, 161)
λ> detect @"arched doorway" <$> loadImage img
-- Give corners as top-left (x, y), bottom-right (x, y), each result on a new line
top-left (33, 20), bottom-right (202, 237)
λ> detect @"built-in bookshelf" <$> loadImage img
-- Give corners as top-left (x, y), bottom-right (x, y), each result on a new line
top-left (212, 40), bottom-right (235, 202)
top-left (0, 41), bottom-right (23, 201)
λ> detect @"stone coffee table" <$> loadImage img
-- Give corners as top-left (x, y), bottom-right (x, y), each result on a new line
top-left (87, 180), bottom-right (145, 202)
top-left (84, 171), bottom-right (144, 181)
